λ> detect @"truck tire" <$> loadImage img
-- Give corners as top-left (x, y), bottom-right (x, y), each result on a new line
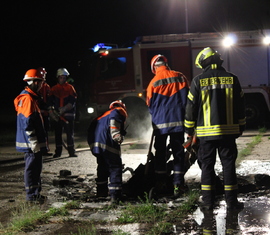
top-left (245, 100), bottom-right (265, 127)
top-left (122, 97), bottom-right (151, 138)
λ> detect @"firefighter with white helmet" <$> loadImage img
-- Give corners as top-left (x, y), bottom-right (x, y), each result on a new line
top-left (87, 100), bottom-right (128, 204)
top-left (146, 54), bottom-right (189, 197)
top-left (184, 47), bottom-right (246, 210)
top-left (14, 69), bottom-right (48, 202)
top-left (48, 67), bottom-right (77, 158)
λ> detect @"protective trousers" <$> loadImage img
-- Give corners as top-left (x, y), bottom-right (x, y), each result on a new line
top-left (54, 119), bottom-right (75, 156)
top-left (24, 151), bottom-right (43, 200)
top-left (198, 138), bottom-right (238, 206)
top-left (154, 132), bottom-right (185, 185)
top-left (95, 153), bottom-right (122, 197)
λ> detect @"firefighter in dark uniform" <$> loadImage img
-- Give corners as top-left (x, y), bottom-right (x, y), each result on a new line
top-left (87, 100), bottom-right (127, 204)
top-left (14, 69), bottom-right (48, 202)
top-left (37, 67), bottom-right (53, 156)
top-left (184, 47), bottom-right (246, 210)
top-left (48, 68), bottom-right (77, 158)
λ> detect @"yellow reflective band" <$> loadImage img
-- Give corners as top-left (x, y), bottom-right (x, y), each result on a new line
top-left (202, 90), bottom-right (211, 126)
top-left (211, 64), bottom-right (217, 69)
top-left (201, 185), bottom-right (214, 191)
top-left (187, 91), bottom-right (194, 101)
top-left (239, 118), bottom-right (246, 125)
top-left (197, 124), bottom-right (240, 137)
top-left (184, 120), bottom-right (195, 128)
top-left (226, 88), bottom-right (233, 124)
top-left (224, 184), bottom-right (238, 191)
top-left (203, 229), bottom-right (213, 235)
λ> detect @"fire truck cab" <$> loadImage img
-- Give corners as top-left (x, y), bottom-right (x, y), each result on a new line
top-left (84, 29), bottom-right (270, 136)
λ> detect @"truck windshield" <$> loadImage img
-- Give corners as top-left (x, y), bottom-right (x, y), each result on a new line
top-left (98, 56), bottom-right (126, 80)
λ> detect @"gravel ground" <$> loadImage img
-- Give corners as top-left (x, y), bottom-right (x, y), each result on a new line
top-left (1, 129), bottom-right (270, 234)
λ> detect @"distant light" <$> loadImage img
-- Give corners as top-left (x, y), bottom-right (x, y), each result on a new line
top-left (87, 107), bottom-right (94, 114)
top-left (99, 50), bottom-right (109, 56)
top-left (222, 34), bottom-right (237, 47)
top-left (92, 43), bottom-right (113, 52)
top-left (263, 36), bottom-right (270, 45)
top-left (138, 93), bottom-right (143, 97)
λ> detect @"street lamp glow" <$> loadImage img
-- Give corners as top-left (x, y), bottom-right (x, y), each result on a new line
top-left (263, 36), bottom-right (270, 45)
top-left (222, 34), bottom-right (237, 47)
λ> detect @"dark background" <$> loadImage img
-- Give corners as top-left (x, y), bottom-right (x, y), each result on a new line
top-left (2, 0), bottom-right (270, 112)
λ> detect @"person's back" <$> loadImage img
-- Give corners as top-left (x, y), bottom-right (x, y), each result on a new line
top-left (185, 47), bottom-right (246, 210)
top-left (146, 54), bottom-right (189, 197)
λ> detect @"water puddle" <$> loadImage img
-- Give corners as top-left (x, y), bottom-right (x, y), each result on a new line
top-left (172, 196), bottom-right (270, 234)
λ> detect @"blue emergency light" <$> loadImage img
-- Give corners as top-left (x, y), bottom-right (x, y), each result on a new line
top-left (92, 43), bottom-right (118, 52)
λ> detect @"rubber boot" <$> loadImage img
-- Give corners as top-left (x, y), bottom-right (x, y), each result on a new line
top-left (53, 146), bottom-right (62, 158)
top-left (96, 183), bottom-right (108, 197)
top-left (68, 146), bottom-right (77, 157)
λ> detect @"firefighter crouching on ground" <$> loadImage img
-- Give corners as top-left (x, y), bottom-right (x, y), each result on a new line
top-left (14, 69), bottom-right (48, 202)
top-left (146, 54), bottom-right (189, 197)
top-left (87, 100), bottom-right (128, 204)
top-left (48, 68), bottom-right (77, 158)
top-left (37, 67), bottom-right (53, 156)
top-left (184, 47), bottom-right (246, 210)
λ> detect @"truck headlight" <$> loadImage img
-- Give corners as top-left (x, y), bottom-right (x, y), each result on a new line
top-left (87, 107), bottom-right (95, 114)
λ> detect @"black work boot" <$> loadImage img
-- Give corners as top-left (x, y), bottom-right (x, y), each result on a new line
top-left (68, 147), bottom-right (77, 157)
top-left (53, 147), bottom-right (62, 158)
top-left (110, 191), bottom-right (122, 206)
top-left (96, 184), bottom-right (108, 198)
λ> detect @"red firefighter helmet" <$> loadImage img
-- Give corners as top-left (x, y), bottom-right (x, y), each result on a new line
top-left (37, 67), bottom-right (47, 79)
top-left (23, 69), bottom-right (45, 81)
top-left (151, 54), bottom-right (168, 74)
top-left (109, 100), bottom-right (126, 111)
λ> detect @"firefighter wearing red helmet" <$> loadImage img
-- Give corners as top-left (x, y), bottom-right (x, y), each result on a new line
top-left (14, 69), bottom-right (48, 202)
top-left (184, 47), bottom-right (246, 210)
top-left (146, 54), bottom-right (189, 197)
top-left (48, 68), bottom-right (77, 158)
top-left (87, 100), bottom-right (128, 204)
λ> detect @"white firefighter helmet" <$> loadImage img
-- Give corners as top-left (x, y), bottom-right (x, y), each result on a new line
top-left (56, 68), bottom-right (70, 77)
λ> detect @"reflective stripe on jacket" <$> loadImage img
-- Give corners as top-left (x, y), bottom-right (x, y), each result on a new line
top-left (146, 65), bottom-right (188, 135)
top-left (88, 107), bottom-right (127, 156)
top-left (184, 65), bottom-right (246, 140)
top-left (14, 87), bottom-right (47, 153)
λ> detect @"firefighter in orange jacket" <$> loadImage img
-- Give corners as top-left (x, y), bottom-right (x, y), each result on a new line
top-left (184, 47), bottom-right (246, 210)
top-left (146, 54), bottom-right (189, 197)
top-left (14, 69), bottom-right (48, 202)
top-left (48, 68), bottom-right (77, 158)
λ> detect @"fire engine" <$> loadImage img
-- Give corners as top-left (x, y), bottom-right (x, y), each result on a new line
top-left (81, 29), bottom-right (270, 136)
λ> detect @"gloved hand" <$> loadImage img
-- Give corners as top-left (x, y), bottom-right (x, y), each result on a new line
top-left (48, 108), bottom-right (59, 122)
top-left (59, 103), bottom-right (73, 115)
top-left (113, 133), bottom-right (124, 145)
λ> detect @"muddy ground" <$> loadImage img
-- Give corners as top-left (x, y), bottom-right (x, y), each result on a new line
top-left (0, 129), bottom-right (270, 234)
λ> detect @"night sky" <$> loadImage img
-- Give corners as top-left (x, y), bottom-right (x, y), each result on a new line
top-left (2, 0), bottom-right (270, 111)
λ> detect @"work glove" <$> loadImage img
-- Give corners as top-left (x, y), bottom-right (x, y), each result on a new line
top-left (59, 103), bottom-right (73, 115)
top-left (48, 107), bottom-right (59, 122)
top-left (113, 133), bottom-right (124, 145)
